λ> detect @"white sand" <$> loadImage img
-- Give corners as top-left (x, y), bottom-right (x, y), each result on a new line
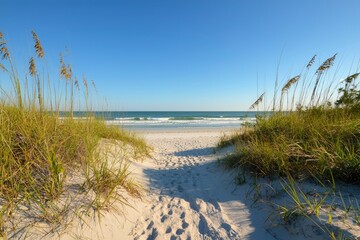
top-left (41, 129), bottom-right (360, 239)
top-left (62, 128), bottom-right (268, 240)
top-left (131, 130), bottom-right (258, 240)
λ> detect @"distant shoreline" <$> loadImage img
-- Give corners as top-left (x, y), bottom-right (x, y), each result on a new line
top-left (97, 111), bottom-right (259, 131)
top-left (129, 126), bottom-right (238, 134)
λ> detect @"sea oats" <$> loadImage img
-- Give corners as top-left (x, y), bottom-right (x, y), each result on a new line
top-left (342, 73), bottom-right (360, 84)
top-left (59, 52), bottom-right (64, 65)
top-left (74, 77), bottom-right (80, 91)
top-left (59, 53), bottom-right (66, 78)
top-left (67, 64), bottom-right (72, 79)
top-left (249, 92), bottom-right (265, 110)
top-left (0, 46), bottom-right (9, 59)
top-left (59, 53), bottom-right (71, 81)
top-left (282, 75), bottom-right (300, 93)
top-left (29, 57), bottom-right (36, 77)
top-left (83, 76), bottom-right (88, 89)
top-left (306, 55), bottom-right (316, 69)
top-left (0, 63), bottom-right (8, 72)
top-left (31, 31), bottom-right (44, 58)
top-left (316, 53), bottom-right (337, 75)
top-left (0, 32), bottom-right (10, 60)
top-left (311, 54), bottom-right (338, 101)
top-left (91, 80), bottom-right (97, 91)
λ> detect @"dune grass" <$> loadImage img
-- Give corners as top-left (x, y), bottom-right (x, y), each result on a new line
top-left (219, 54), bottom-right (360, 184)
top-left (218, 54), bottom-right (360, 239)
top-left (220, 108), bottom-right (360, 184)
top-left (0, 31), bottom-right (150, 238)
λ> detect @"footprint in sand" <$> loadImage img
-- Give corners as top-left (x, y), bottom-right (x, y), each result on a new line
top-left (182, 221), bottom-right (189, 229)
top-left (160, 215), bottom-right (168, 223)
top-left (176, 228), bottom-right (185, 235)
top-left (146, 221), bottom-right (154, 230)
top-left (170, 235), bottom-right (179, 240)
top-left (165, 226), bottom-right (172, 234)
top-left (148, 228), bottom-right (159, 240)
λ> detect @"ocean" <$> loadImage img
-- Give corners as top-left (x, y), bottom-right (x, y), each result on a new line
top-left (72, 111), bottom-right (263, 131)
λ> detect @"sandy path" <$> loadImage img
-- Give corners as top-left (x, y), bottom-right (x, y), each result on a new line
top-left (131, 130), bottom-right (274, 240)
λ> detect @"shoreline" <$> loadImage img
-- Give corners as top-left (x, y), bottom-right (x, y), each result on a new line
top-left (127, 126), bottom-right (240, 134)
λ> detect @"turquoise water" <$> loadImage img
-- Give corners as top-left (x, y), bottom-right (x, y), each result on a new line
top-left (72, 111), bottom-right (266, 131)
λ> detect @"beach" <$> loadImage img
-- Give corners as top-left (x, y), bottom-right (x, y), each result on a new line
top-left (3, 2), bottom-right (360, 239)
top-left (1, 126), bottom-right (355, 239)
top-left (60, 127), bottom-right (360, 240)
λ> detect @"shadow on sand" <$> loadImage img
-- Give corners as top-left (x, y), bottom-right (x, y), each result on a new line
top-left (142, 146), bottom-right (357, 240)
top-left (143, 145), bottom-right (276, 239)
top-left (174, 147), bottom-right (214, 157)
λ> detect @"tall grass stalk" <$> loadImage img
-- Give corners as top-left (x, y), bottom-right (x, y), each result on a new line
top-left (280, 75), bottom-right (300, 111)
top-left (249, 92), bottom-right (265, 111)
top-left (297, 54), bottom-right (316, 107)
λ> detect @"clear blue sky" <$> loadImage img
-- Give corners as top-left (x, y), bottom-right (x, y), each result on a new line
top-left (1, 0), bottom-right (360, 111)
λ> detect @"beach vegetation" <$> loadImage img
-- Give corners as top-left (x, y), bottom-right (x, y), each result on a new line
top-left (218, 53), bottom-right (360, 238)
top-left (219, 53), bottom-right (360, 183)
top-left (0, 31), bottom-right (150, 238)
